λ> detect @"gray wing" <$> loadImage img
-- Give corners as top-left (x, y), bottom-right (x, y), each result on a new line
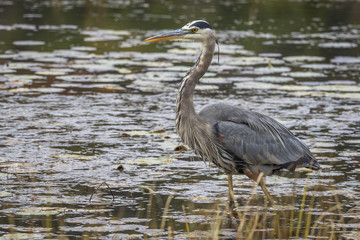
top-left (199, 103), bottom-right (318, 172)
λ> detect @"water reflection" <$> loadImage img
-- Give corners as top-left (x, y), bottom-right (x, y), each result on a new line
top-left (0, 0), bottom-right (359, 239)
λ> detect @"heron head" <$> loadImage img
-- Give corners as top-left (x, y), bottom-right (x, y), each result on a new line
top-left (145, 20), bottom-right (214, 43)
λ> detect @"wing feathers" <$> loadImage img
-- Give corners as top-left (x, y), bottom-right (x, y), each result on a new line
top-left (199, 103), bottom-right (316, 171)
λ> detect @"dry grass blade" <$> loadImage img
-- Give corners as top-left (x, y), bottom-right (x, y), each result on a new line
top-left (211, 205), bottom-right (222, 240)
top-left (160, 194), bottom-right (173, 230)
top-left (295, 173), bottom-right (310, 238)
top-left (182, 205), bottom-right (191, 240)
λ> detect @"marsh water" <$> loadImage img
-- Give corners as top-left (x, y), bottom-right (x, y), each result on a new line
top-left (0, 0), bottom-right (359, 239)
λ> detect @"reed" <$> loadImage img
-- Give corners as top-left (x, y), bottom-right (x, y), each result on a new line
top-left (170, 175), bottom-right (349, 239)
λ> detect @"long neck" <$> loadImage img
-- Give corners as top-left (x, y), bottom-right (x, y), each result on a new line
top-left (175, 36), bottom-right (216, 145)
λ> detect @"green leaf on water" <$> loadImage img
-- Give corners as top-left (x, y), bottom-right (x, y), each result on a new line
top-left (35, 70), bottom-right (67, 76)
top-left (283, 55), bottom-right (325, 63)
top-left (13, 40), bottom-right (45, 46)
top-left (0, 233), bottom-right (44, 240)
top-left (318, 42), bottom-right (357, 48)
top-left (282, 71), bottom-right (326, 78)
top-left (300, 63), bottom-right (336, 70)
top-left (195, 84), bottom-right (218, 91)
top-left (314, 84), bottom-right (360, 92)
top-left (0, 191), bottom-right (12, 197)
top-left (128, 155), bottom-right (174, 166)
top-left (52, 154), bottom-right (94, 161)
top-left (224, 56), bottom-right (270, 66)
top-left (16, 207), bottom-right (65, 216)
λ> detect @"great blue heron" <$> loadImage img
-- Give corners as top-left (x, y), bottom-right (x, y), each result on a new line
top-left (145, 20), bottom-right (320, 205)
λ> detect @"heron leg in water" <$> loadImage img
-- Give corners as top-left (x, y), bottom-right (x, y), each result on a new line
top-left (227, 174), bottom-right (235, 207)
top-left (243, 168), bottom-right (275, 206)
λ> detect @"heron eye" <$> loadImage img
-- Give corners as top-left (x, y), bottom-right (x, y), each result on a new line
top-left (192, 28), bottom-right (198, 33)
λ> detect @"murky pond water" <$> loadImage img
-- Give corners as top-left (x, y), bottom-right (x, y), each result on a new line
top-left (0, 0), bottom-right (359, 239)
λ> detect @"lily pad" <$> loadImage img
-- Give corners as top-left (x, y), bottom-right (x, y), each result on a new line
top-left (13, 40), bottom-right (45, 46)
top-left (282, 71), bottom-right (326, 78)
top-left (0, 191), bottom-right (12, 197)
top-left (234, 82), bottom-right (278, 90)
top-left (331, 56), bottom-right (360, 64)
top-left (0, 67), bottom-right (16, 74)
top-left (283, 56), bottom-right (325, 63)
top-left (0, 233), bottom-right (44, 240)
top-left (224, 57), bottom-right (270, 66)
top-left (252, 66), bottom-right (291, 74)
top-left (71, 46), bottom-right (97, 51)
top-left (127, 155), bottom-right (174, 166)
top-left (70, 63), bottom-right (116, 72)
top-left (52, 154), bottom-right (94, 161)
top-left (16, 207), bottom-right (65, 216)
top-left (314, 84), bottom-right (360, 92)
top-left (200, 77), bottom-right (228, 84)
top-left (35, 70), bottom-right (67, 76)
top-left (255, 76), bottom-right (293, 83)
top-left (34, 87), bottom-right (65, 93)
top-left (319, 42), bottom-right (357, 48)
top-left (81, 29), bottom-right (130, 42)
top-left (195, 84), bottom-right (218, 91)
top-left (300, 64), bottom-right (336, 70)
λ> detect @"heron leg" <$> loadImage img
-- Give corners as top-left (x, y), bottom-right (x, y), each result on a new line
top-left (258, 177), bottom-right (275, 206)
top-left (243, 169), bottom-right (275, 206)
top-left (227, 174), bottom-right (235, 207)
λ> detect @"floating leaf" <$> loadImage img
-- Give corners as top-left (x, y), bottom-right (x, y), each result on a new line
top-left (34, 87), bottom-right (65, 93)
top-left (128, 155), bottom-right (174, 166)
top-left (156, 140), bottom-right (180, 150)
top-left (16, 207), bottom-right (65, 216)
top-left (35, 70), bottom-right (67, 76)
top-left (7, 62), bottom-right (41, 70)
top-left (234, 81), bottom-right (278, 90)
top-left (300, 64), bottom-right (336, 70)
top-left (117, 68), bottom-right (132, 74)
top-left (108, 234), bottom-right (144, 239)
top-left (70, 63), bottom-right (116, 72)
top-left (13, 40), bottom-right (45, 46)
top-left (283, 56), bottom-right (325, 63)
top-left (314, 84), bottom-right (360, 92)
top-left (340, 151), bottom-right (359, 157)
top-left (255, 76), bottom-right (293, 83)
top-left (224, 57), bottom-right (270, 66)
top-left (0, 67), bottom-right (15, 74)
top-left (81, 29), bottom-right (130, 42)
top-left (0, 191), bottom-right (12, 197)
top-left (90, 84), bottom-right (125, 92)
top-left (122, 130), bottom-right (176, 138)
top-left (252, 66), bottom-right (291, 74)
top-left (319, 42), bottom-right (357, 48)
top-left (0, 233), bottom-right (44, 240)
top-left (52, 154), bottom-right (93, 161)
top-left (282, 71), bottom-right (326, 78)
top-left (195, 84), bottom-right (218, 91)
top-left (71, 46), bottom-right (97, 52)
top-left (331, 56), bottom-right (360, 64)
top-left (200, 77), bottom-right (228, 84)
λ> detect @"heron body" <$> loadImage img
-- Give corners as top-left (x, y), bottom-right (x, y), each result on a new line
top-left (146, 20), bottom-right (320, 205)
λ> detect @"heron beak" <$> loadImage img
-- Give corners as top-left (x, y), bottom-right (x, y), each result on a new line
top-left (145, 28), bottom-right (190, 42)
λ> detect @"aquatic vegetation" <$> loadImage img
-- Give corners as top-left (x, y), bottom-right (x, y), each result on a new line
top-left (0, 0), bottom-right (359, 239)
